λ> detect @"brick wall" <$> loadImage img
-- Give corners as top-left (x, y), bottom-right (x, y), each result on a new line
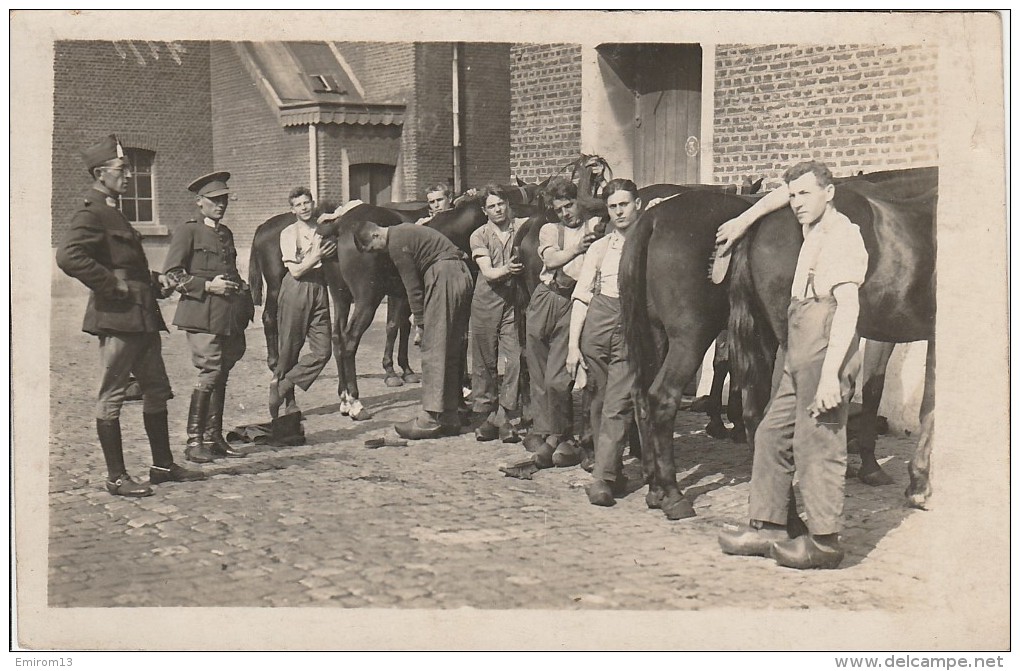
top-left (51, 40), bottom-right (213, 247)
top-left (210, 42), bottom-right (310, 246)
top-left (338, 42), bottom-right (416, 200)
top-left (412, 42), bottom-right (454, 199)
top-left (713, 44), bottom-right (939, 187)
top-left (509, 44), bottom-right (583, 184)
top-left (317, 123), bottom-right (402, 205)
top-left (461, 43), bottom-right (512, 188)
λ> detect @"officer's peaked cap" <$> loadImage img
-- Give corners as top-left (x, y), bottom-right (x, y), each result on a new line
top-left (188, 172), bottom-right (232, 198)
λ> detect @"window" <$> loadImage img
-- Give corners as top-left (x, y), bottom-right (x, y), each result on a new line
top-left (310, 74), bottom-right (345, 94)
top-left (121, 148), bottom-right (165, 234)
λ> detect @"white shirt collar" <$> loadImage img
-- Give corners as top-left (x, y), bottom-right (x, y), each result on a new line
top-left (203, 217), bottom-right (218, 228)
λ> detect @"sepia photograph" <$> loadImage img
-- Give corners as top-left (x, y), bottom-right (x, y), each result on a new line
top-left (10, 9), bottom-right (1009, 654)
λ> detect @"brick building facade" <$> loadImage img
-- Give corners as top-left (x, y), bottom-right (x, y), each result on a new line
top-left (509, 44), bottom-right (583, 184)
top-left (713, 44), bottom-right (938, 188)
top-left (51, 40), bottom-right (213, 253)
top-left (51, 40), bottom-right (511, 263)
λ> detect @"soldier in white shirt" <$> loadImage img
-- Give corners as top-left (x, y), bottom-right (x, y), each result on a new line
top-left (524, 177), bottom-right (599, 468)
top-left (567, 179), bottom-right (642, 507)
top-left (269, 187), bottom-right (337, 419)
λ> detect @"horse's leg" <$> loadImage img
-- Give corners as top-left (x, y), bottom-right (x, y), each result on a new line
top-left (645, 345), bottom-right (702, 521)
top-left (706, 359), bottom-right (729, 439)
top-left (857, 340), bottom-right (896, 486)
top-left (395, 295), bottom-right (419, 384)
top-left (727, 375), bottom-right (745, 443)
top-left (382, 295), bottom-right (404, 388)
top-left (906, 340), bottom-right (935, 509)
top-left (340, 295), bottom-right (383, 420)
top-left (330, 287), bottom-right (353, 415)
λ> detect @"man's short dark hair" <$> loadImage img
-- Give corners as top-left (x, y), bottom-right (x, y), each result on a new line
top-left (427, 183), bottom-right (452, 199)
top-left (289, 186), bottom-right (314, 204)
top-left (350, 219), bottom-right (378, 253)
top-left (602, 178), bottom-right (640, 202)
top-left (544, 176), bottom-right (578, 203)
top-left (783, 161), bottom-right (834, 188)
top-left (479, 183), bottom-right (507, 204)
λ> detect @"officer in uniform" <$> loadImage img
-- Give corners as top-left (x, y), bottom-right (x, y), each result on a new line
top-left (56, 135), bottom-right (205, 496)
top-left (164, 172), bottom-right (253, 463)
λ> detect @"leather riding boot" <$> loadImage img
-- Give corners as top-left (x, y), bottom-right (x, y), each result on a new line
top-left (143, 410), bottom-right (174, 468)
top-left (203, 383), bottom-right (247, 458)
top-left (184, 389), bottom-right (216, 464)
top-left (96, 419), bottom-right (152, 497)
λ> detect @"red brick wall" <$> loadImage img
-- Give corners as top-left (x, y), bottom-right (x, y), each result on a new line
top-left (51, 40), bottom-right (212, 246)
top-left (509, 44), bottom-right (583, 184)
top-left (210, 42), bottom-right (309, 246)
top-left (713, 44), bottom-right (939, 187)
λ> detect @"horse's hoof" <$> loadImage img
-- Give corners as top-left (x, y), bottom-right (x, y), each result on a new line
top-left (645, 489), bottom-right (664, 510)
top-left (859, 466), bottom-right (895, 487)
top-left (384, 375), bottom-right (404, 388)
top-left (661, 493), bottom-right (697, 521)
top-left (349, 402), bottom-right (372, 421)
top-left (705, 421), bottom-right (728, 439)
top-left (402, 372), bottom-right (421, 384)
top-left (905, 481), bottom-right (932, 510)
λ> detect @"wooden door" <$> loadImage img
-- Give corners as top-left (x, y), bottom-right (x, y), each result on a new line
top-left (349, 163), bottom-right (394, 205)
top-left (633, 45), bottom-right (702, 187)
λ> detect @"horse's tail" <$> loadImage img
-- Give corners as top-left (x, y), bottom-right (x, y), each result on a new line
top-left (248, 239), bottom-right (264, 306)
top-left (620, 207), bottom-right (658, 392)
top-left (727, 232), bottom-right (777, 417)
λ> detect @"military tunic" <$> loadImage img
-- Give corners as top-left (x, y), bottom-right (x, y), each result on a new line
top-left (55, 188), bottom-right (172, 420)
top-left (164, 218), bottom-right (252, 390)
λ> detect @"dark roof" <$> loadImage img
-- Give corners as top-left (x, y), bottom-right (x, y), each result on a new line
top-left (237, 41), bottom-right (405, 127)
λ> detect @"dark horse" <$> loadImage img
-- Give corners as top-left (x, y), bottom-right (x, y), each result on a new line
top-left (249, 186), bottom-right (544, 420)
top-left (620, 167), bottom-right (937, 521)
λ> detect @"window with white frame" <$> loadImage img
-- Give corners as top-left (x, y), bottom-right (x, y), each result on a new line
top-left (120, 148), bottom-right (160, 232)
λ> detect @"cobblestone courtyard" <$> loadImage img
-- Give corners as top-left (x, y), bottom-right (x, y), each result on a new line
top-left (45, 295), bottom-right (936, 611)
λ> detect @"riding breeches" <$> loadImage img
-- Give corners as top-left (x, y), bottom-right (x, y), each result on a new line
top-left (748, 295), bottom-right (860, 535)
top-left (276, 271), bottom-right (331, 392)
top-left (186, 331), bottom-right (246, 391)
top-left (96, 332), bottom-right (173, 420)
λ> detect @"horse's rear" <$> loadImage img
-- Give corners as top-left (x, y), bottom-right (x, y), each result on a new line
top-left (621, 188), bottom-right (752, 520)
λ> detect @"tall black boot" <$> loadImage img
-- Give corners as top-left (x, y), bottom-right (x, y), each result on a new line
top-left (203, 382), bottom-right (247, 458)
top-left (144, 410), bottom-right (206, 484)
top-left (184, 389), bottom-right (216, 464)
top-left (96, 418), bottom-right (152, 497)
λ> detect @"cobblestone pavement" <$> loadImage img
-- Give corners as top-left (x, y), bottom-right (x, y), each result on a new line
top-left (47, 296), bottom-right (934, 610)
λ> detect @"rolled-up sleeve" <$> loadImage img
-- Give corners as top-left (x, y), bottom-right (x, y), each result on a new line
top-left (469, 226), bottom-right (489, 261)
top-left (537, 222), bottom-right (559, 263)
top-left (571, 236), bottom-right (604, 306)
top-left (821, 223), bottom-right (869, 293)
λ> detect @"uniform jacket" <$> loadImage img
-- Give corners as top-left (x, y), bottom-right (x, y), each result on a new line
top-left (164, 218), bottom-right (253, 336)
top-left (55, 187), bottom-right (167, 335)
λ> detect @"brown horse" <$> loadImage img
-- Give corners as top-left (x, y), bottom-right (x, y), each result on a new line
top-left (620, 167), bottom-right (937, 521)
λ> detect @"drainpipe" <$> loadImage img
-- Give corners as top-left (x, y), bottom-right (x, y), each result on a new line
top-left (452, 43), bottom-right (463, 195)
top-left (308, 122), bottom-right (319, 201)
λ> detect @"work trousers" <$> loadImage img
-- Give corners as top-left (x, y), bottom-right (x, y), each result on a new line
top-left (525, 282), bottom-right (573, 437)
top-left (579, 294), bottom-right (634, 483)
top-left (470, 283), bottom-right (521, 416)
top-left (421, 260), bottom-right (473, 419)
top-left (187, 331), bottom-right (246, 391)
top-left (748, 295), bottom-right (860, 535)
top-left (96, 332), bottom-right (173, 420)
top-left (276, 271), bottom-right (331, 392)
